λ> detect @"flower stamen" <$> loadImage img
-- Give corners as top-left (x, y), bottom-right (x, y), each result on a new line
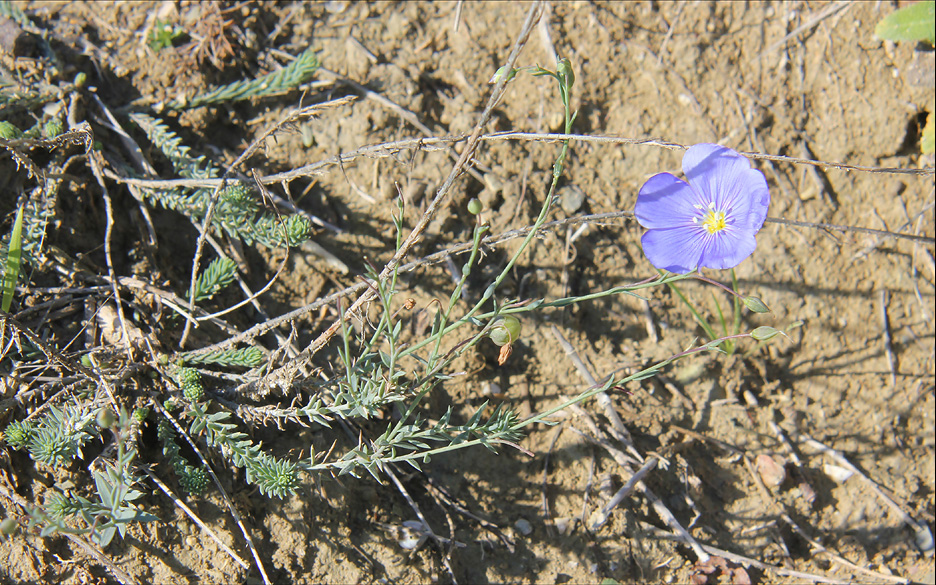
top-left (701, 205), bottom-right (727, 234)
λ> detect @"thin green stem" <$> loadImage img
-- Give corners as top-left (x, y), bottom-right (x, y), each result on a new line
top-left (730, 268), bottom-right (742, 336)
top-left (428, 222), bottom-right (489, 370)
top-left (666, 279), bottom-right (718, 342)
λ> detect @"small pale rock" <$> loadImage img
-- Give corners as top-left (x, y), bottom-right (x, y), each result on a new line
top-left (514, 518), bottom-right (532, 536)
top-left (558, 184), bottom-right (585, 215)
top-left (822, 463), bottom-right (854, 483)
top-left (755, 453), bottom-right (787, 487)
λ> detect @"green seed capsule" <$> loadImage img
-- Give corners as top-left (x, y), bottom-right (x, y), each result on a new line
top-left (467, 198), bottom-right (483, 215)
top-left (96, 408), bottom-right (116, 429)
top-left (0, 517), bottom-right (17, 537)
top-left (489, 316), bottom-right (522, 346)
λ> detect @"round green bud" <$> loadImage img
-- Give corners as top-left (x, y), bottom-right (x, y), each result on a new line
top-left (0, 121), bottom-right (22, 139)
top-left (489, 316), bottom-right (522, 347)
top-left (0, 517), bottom-right (17, 537)
top-left (73, 72), bottom-right (87, 88)
top-left (742, 296), bottom-right (770, 314)
top-left (96, 408), bottom-right (116, 429)
top-left (467, 198), bottom-right (483, 215)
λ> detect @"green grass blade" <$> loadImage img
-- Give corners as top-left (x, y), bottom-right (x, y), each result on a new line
top-left (2, 205), bottom-right (25, 313)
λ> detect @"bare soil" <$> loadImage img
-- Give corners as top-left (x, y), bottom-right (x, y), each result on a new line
top-left (1, 2), bottom-right (934, 584)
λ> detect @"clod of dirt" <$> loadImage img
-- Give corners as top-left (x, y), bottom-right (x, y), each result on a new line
top-left (906, 47), bottom-right (935, 87)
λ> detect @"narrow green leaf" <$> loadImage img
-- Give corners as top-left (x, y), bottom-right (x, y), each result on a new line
top-left (875, 1), bottom-right (935, 45)
top-left (2, 205), bottom-right (25, 313)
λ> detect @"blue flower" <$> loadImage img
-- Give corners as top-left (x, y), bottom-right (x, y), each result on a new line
top-left (635, 143), bottom-right (770, 274)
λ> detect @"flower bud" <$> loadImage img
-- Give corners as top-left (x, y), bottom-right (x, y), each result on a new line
top-left (0, 518), bottom-right (17, 538)
top-left (489, 65), bottom-right (517, 85)
top-left (467, 198), bottom-right (483, 215)
top-left (751, 326), bottom-right (781, 341)
top-left (96, 408), bottom-right (116, 429)
top-left (557, 58), bottom-right (575, 90)
top-left (742, 296), bottom-right (770, 313)
top-left (489, 316), bottom-right (521, 347)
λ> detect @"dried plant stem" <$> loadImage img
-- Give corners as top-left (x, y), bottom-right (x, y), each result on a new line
top-left (151, 399), bottom-right (272, 585)
top-left (316, 68), bottom-right (485, 185)
top-left (550, 327), bottom-right (710, 562)
top-left (384, 465), bottom-right (458, 584)
top-left (742, 455), bottom-right (910, 584)
top-left (114, 130), bottom-right (932, 195)
top-left (794, 430), bottom-right (933, 552)
top-left (0, 482), bottom-right (139, 585)
top-left (243, 2), bottom-right (545, 393)
top-left (634, 522), bottom-right (856, 585)
top-left (550, 325), bottom-right (641, 461)
top-left (751, 0), bottom-right (854, 63)
top-left (422, 477), bottom-right (515, 551)
top-left (590, 456), bottom-right (657, 531)
top-left (179, 99), bottom-right (351, 348)
top-left (144, 469), bottom-right (249, 571)
top-left (880, 290), bottom-right (898, 389)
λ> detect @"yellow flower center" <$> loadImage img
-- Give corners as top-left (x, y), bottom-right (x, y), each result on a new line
top-left (702, 208), bottom-right (727, 234)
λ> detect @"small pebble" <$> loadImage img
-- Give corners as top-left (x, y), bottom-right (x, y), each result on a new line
top-left (822, 463), bottom-right (854, 483)
top-left (558, 184), bottom-right (585, 215)
top-left (514, 518), bottom-right (532, 536)
top-left (755, 453), bottom-right (787, 487)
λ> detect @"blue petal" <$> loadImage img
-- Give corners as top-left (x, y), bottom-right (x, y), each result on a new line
top-left (683, 144), bottom-right (770, 230)
top-left (698, 228), bottom-right (758, 270)
top-left (641, 226), bottom-right (708, 274)
top-left (635, 173), bottom-right (698, 229)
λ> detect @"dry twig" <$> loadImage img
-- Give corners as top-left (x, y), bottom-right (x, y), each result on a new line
top-left (794, 430), bottom-right (934, 554)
